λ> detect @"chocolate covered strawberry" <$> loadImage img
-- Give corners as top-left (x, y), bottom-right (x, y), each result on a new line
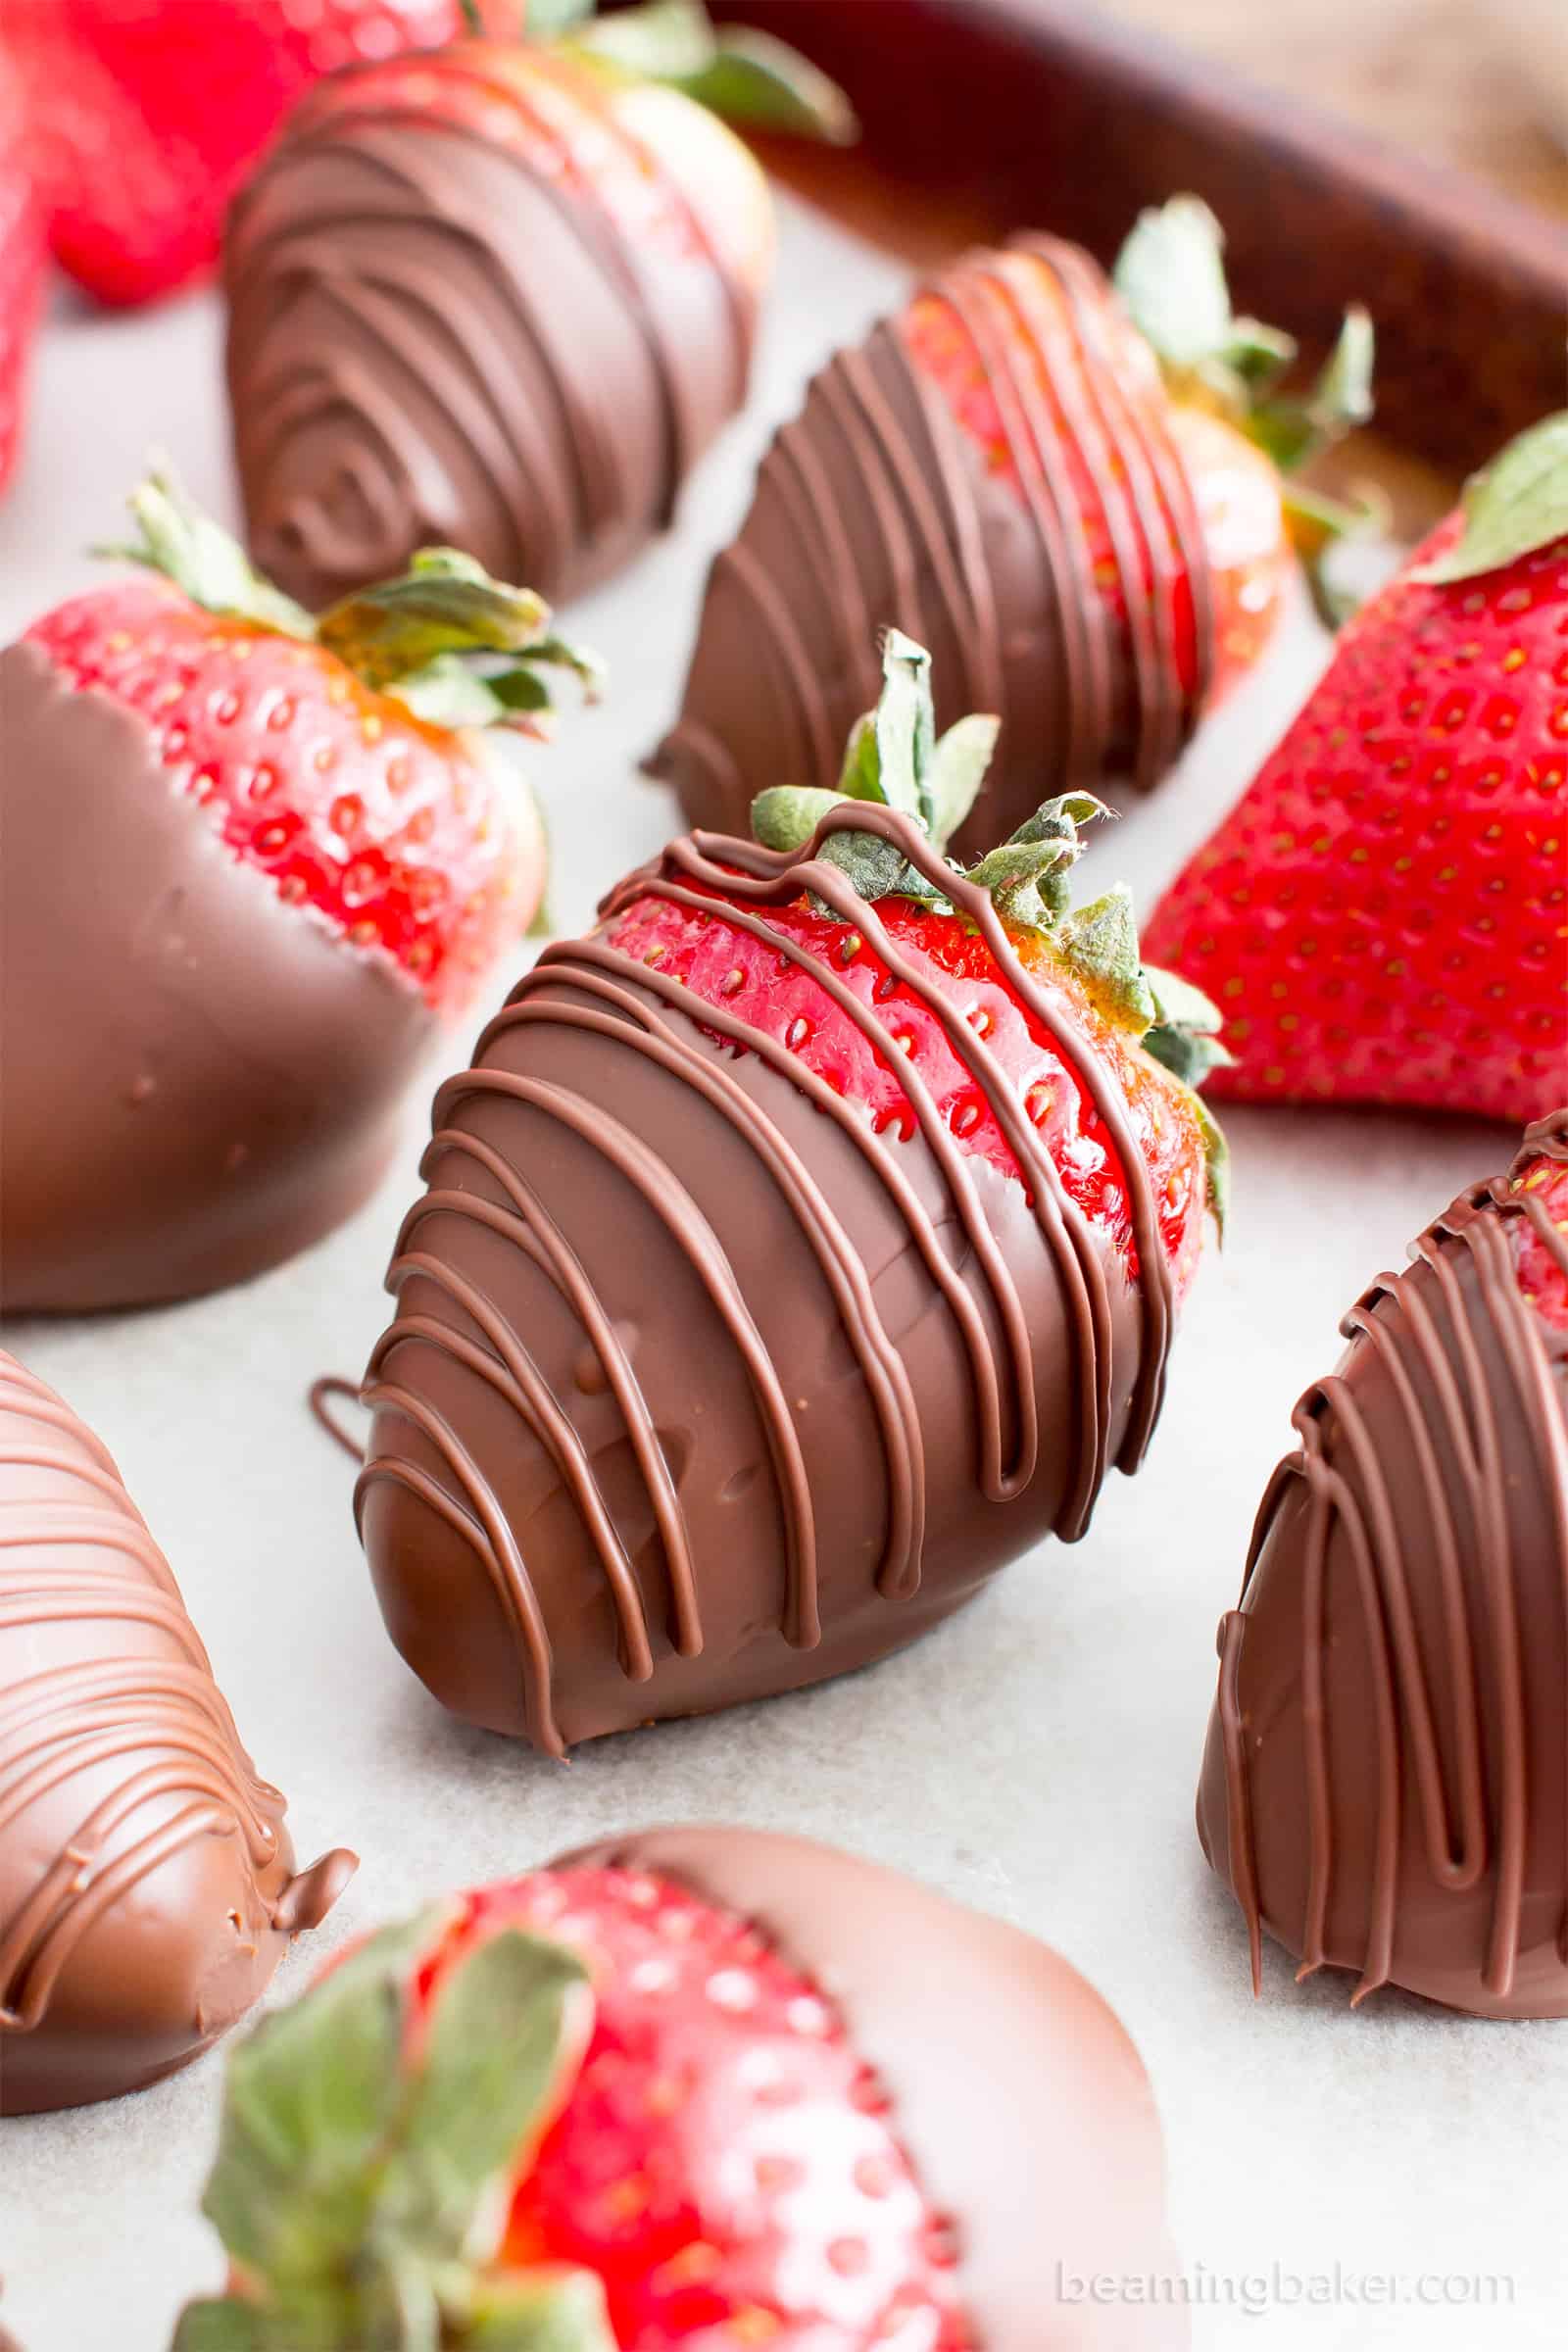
top-left (223, 1), bottom-right (854, 609)
top-left (1199, 1112), bottom-right (1568, 2017)
top-left (0, 47), bottom-right (47, 500)
top-left (172, 1825), bottom-right (1187, 2348)
top-left (1146, 410), bottom-right (1568, 1123)
top-left (0, 471), bottom-right (597, 1314)
top-left (355, 632), bottom-right (1225, 1752)
top-left (655, 196), bottom-right (1372, 856)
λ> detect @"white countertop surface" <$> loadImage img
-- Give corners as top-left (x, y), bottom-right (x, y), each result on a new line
top-left (0, 196), bottom-right (1556, 2352)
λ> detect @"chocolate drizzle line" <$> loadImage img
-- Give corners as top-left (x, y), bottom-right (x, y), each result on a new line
top-left (0, 1354), bottom-right (352, 2061)
top-left (225, 47), bottom-right (756, 607)
top-left (656, 235), bottom-right (1213, 852)
top-left (359, 807), bottom-right (1173, 1755)
top-left (1214, 1112), bottom-right (1568, 2006)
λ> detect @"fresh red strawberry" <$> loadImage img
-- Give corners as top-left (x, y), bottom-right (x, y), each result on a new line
top-left (0, 47), bottom-right (48, 498)
top-left (3, 0), bottom-right (524, 310)
top-left (620, 630), bottom-right (1227, 1296)
top-left (29, 471), bottom-right (597, 1013)
top-left (1145, 410), bottom-right (1568, 1124)
top-left (172, 1860), bottom-right (973, 2349)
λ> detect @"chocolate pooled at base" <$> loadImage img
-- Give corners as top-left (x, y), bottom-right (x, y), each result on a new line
top-left (0, 1353), bottom-right (354, 2113)
top-left (558, 1824), bottom-right (1190, 2348)
top-left (1198, 1113), bottom-right (1568, 2017)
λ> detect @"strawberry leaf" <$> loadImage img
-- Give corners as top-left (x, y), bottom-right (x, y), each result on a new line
top-left (391, 1931), bottom-right (594, 2266)
top-left (752, 785), bottom-right (853, 853)
top-left (927, 712), bottom-right (1001, 850)
top-left (317, 550), bottom-right (604, 721)
top-left (872, 629), bottom-right (937, 832)
top-left (1407, 409), bottom-right (1568, 584)
top-left (660, 31), bottom-right (858, 145)
top-left (102, 467), bottom-right (313, 639)
top-left (184, 1909), bottom-right (599, 2352)
top-left (200, 1909), bottom-right (447, 2283)
top-left (464, 2273), bottom-right (616, 2349)
top-left (1056, 886), bottom-right (1158, 1031)
top-left (565, 0), bottom-right (857, 143)
top-left (964, 836), bottom-right (1079, 930)
top-left (836, 710), bottom-right (887, 805)
top-left (1112, 196), bottom-right (1235, 370)
top-left (172, 2305), bottom-right (265, 2352)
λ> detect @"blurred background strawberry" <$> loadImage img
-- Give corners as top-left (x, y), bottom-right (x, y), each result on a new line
top-left (3, 0), bottom-right (522, 310)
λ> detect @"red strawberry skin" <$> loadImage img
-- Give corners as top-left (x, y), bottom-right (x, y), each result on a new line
top-left (605, 881), bottom-right (1211, 1301)
top-left (416, 1867), bottom-right (969, 2347)
top-left (1144, 513), bottom-right (1568, 1123)
top-left (0, 48), bottom-right (48, 496)
top-left (1510, 1144), bottom-right (1568, 1332)
top-left (5, 0), bottom-right (521, 308)
top-left (28, 574), bottom-right (545, 1014)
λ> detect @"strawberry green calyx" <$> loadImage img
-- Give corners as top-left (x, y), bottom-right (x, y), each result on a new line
top-left (750, 629), bottom-right (1230, 1228)
top-left (172, 1913), bottom-right (608, 2352)
top-left (1408, 409), bottom-right (1568, 585)
top-left (317, 550), bottom-right (606, 731)
top-left (106, 468), bottom-right (315, 640)
top-left (1112, 196), bottom-right (1374, 476)
top-left (552, 0), bottom-right (858, 144)
top-left (103, 472), bottom-right (604, 736)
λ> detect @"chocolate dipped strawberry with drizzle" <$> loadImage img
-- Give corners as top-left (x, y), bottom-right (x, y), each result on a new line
top-left (356, 632), bottom-right (1226, 1752)
top-left (0, 472), bottom-right (598, 1315)
top-left (655, 196), bottom-right (1372, 856)
top-left (1199, 1113), bottom-right (1568, 2018)
top-left (223, 0), bottom-right (855, 611)
top-left (172, 1824), bottom-right (1188, 2349)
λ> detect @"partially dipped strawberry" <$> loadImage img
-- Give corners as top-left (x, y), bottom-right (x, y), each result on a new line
top-left (1146, 410), bottom-right (1568, 1124)
top-left (0, 46), bottom-right (47, 500)
top-left (223, 0), bottom-right (854, 609)
top-left (356, 632), bottom-right (1225, 1752)
top-left (655, 196), bottom-right (1372, 856)
top-left (172, 1825), bottom-right (1187, 2347)
top-left (0, 472), bottom-right (597, 1314)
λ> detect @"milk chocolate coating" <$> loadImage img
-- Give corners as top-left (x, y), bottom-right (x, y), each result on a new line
top-left (358, 808), bottom-right (1175, 1753)
top-left (653, 236), bottom-right (1212, 859)
top-left (224, 49), bottom-right (758, 612)
top-left (0, 1351), bottom-right (354, 2114)
top-left (1198, 1113), bottom-right (1568, 2016)
top-left (561, 1825), bottom-right (1188, 2348)
top-left (0, 638), bottom-right (433, 1314)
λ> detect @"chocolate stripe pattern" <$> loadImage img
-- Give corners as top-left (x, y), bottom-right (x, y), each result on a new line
top-left (1200, 1112), bottom-right (1568, 2016)
top-left (0, 1353), bottom-right (353, 2113)
top-left (224, 49), bottom-right (758, 612)
top-left (653, 235), bottom-right (1214, 860)
top-left (358, 807), bottom-right (1171, 1756)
